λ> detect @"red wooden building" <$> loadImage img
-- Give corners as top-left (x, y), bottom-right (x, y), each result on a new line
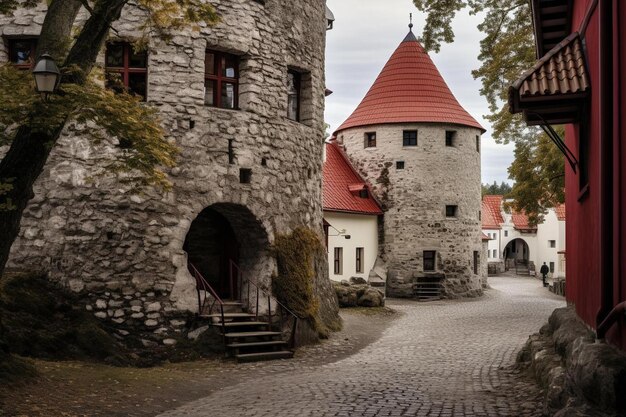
top-left (510, 0), bottom-right (626, 350)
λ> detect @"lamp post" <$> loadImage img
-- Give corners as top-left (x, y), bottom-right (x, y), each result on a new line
top-left (32, 53), bottom-right (60, 98)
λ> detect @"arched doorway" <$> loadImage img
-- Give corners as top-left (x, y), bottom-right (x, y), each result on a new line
top-left (503, 238), bottom-right (530, 274)
top-left (183, 203), bottom-right (269, 300)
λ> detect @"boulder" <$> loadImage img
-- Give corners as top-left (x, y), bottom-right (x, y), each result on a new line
top-left (334, 284), bottom-right (358, 307)
top-left (357, 288), bottom-right (384, 307)
top-left (349, 276), bottom-right (367, 285)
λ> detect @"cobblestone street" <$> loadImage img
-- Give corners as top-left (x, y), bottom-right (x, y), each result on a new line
top-left (158, 275), bottom-right (565, 417)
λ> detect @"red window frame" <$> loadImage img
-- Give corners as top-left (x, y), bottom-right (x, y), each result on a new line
top-left (7, 38), bottom-right (38, 70)
top-left (205, 50), bottom-right (239, 109)
top-left (105, 42), bottom-right (148, 101)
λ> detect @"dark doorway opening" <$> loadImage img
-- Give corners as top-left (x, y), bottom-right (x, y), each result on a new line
top-left (183, 208), bottom-right (240, 299)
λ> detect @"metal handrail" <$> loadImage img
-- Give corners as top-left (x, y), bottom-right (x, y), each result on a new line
top-left (189, 263), bottom-right (227, 351)
top-left (229, 259), bottom-right (302, 348)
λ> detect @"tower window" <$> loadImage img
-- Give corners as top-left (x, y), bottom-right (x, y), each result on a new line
top-left (358, 189), bottom-right (368, 198)
top-left (205, 50), bottom-right (239, 109)
top-left (403, 130), bottom-right (417, 146)
top-left (396, 161), bottom-right (405, 170)
top-left (105, 42), bottom-right (148, 100)
top-left (445, 205), bottom-right (458, 217)
top-left (473, 251), bottom-right (479, 274)
top-left (476, 135), bottom-right (480, 152)
top-left (445, 130), bottom-right (456, 147)
top-left (549, 240), bottom-right (556, 248)
top-left (239, 168), bottom-right (252, 184)
top-left (423, 251), bottom-right (436, 271)
top-left (364, 132), bottom-right (376, 148)
top-left (287, 69), bottom-right (301, 121)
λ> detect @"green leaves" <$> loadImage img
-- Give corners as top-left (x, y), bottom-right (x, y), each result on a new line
top-left (507, 128), bottom-right (565, 225)
top-left (414, 0), bottom-right (564, 220)
top-left (413, 0), bottom-right (466, 53)
top-left (136, 0), bottom-right (219, 42)
top-left (0, 64), bottom-right (178, 191)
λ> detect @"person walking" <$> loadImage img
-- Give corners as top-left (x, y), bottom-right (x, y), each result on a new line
top-left (540, 262), bottom-right (550, 287)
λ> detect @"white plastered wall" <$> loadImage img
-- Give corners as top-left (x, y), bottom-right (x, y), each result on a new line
top-left (324, 211), bottom-right (379, 282)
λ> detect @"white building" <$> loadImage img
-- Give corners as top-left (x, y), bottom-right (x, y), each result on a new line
top-left (322, 142), bottom-right (383, 283)
top-left (482, 195), bottom-right (566, 278)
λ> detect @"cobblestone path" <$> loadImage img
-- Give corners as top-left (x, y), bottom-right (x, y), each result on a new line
top-left (158, 275), bottom-right (565, 417)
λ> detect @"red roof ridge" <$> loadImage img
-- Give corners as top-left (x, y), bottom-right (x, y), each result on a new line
top-left (335, 31), bottom-right (484, 134)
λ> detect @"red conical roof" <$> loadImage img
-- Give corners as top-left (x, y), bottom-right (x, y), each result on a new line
top-left (336, 31), bottom-right (484, 133)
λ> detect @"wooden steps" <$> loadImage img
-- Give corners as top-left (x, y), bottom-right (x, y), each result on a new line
top-left (235, 351), bottom-right (294, 362)
top-left (204, 303), bottom-right (294, 362)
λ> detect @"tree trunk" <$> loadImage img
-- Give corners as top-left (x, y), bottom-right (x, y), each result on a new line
top-left (0, 0), bottom-right (128, 278)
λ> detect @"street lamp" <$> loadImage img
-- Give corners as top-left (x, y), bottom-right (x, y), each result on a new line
top-left (32, 53), bottom-right (60, 96)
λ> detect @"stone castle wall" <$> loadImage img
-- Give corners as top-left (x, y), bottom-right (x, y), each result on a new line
top-left (0, 0), bottom-right (334, 345)
top-left (337, 123), bottom-right (484, 298)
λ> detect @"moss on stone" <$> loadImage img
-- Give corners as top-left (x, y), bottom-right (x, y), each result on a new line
top-left (272, 227), bottom-right (333, 338)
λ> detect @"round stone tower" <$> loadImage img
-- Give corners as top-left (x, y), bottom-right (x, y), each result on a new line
top-left (1, 0), bottom-right (339, 341)
top-left (334, 28), bottom-right (485, 298)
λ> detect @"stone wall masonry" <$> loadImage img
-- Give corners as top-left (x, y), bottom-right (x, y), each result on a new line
top-left (337, 123), bottom-right (484, 298)
top-left (0, 0), bottom-right (336, 344)
top-left (518, 307), bottom-right (626, 416)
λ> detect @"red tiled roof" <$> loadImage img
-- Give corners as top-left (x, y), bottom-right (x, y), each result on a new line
top-left (323, 142), bottom-right (383, 215)
top-left (555, 203), bottom-right (566, 221)
top-left (482, 195), bottom-right (504, 229)
top-left (336, 31), bottom-right (484, 133)
top-left (512, 211), bottom-right (536, 232)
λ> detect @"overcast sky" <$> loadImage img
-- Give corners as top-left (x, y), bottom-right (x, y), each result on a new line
top-left (324, 0), bottom-right (515, 185)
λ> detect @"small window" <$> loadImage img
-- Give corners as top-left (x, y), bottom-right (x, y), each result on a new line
top-left (396, 161), bottom-right (405, 170)
top-left (364, 132), bottom-right (376, 148)
top-left (7, 38), bottom-right (37, 69)
top-left (445, 131), bottom-right (456, 147)
top-left (423, 251), bottom-right (436, 271)
top-left (473, 251), bottom-right (479, 274)
top-left (403, 130), bottom-right (417, 146)
top-left (239, 168), bottom-right (252, 183)
top-left (493, 249), bottom-right (497, 258)
top-left (504, 230), bottom-right (508, 237)
top-left (478, 211), bottom-right (481, 221)
top-left (105, 42), bottom-right (148, 100)
top-left (228, 139), bottom-right (235, 164)
top-left (476, 135), bottom-right (480, 152)
top-left (205, 50), bottom-right (239, 109)
top-left (358, 189), bottom-right (368, 199)
top-left (549, 240), bottom-right (556, 248)
top-left (334, 247), bottom-right (343, 275)
top-left (445, 205), bottom-right (458, 218)
top-left (287, 69), bottom-right (301, 121)
top-left (356, 247), bottom-right (364, 273)
top-left (549, 262), bottom-right (555, 273)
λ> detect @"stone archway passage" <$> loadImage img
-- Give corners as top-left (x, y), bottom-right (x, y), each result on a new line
top-left (183, 203), bottom-right (270, 300)
top-left (503, 238), bottom-right (530, 275)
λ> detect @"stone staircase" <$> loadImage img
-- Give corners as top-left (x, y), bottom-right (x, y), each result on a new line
top-left (202, 301), bottom-right (295, 362)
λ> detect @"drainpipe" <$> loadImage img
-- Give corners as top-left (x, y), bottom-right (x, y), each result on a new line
top-left (596, 0), bottom-right (614, 330)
